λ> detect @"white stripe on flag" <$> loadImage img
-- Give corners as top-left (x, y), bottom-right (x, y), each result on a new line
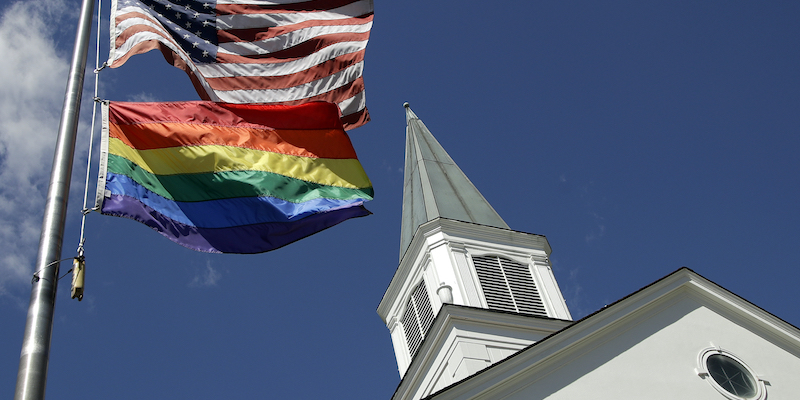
top-left (217, 23), bottom-right (372, 56)
top-left (214, 61), bottom-right (363, 103)
top-left (202, 41), bottom-right (367, 77)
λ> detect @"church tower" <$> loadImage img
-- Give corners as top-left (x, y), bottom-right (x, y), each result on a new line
top-left (378, 104), bottom-right (572, 399)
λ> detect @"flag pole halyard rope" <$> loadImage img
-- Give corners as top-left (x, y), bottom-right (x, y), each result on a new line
top-left (77, 0), bottom-right (104, 259)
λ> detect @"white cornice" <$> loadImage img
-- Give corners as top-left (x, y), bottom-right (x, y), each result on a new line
top-left (424, 268), bottom-right (800, 400)
top-left (391, 305), bottom-right (573, 400)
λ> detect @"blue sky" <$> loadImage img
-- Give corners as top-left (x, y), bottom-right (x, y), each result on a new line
top-left (1, 1), bottom-right (799, 398)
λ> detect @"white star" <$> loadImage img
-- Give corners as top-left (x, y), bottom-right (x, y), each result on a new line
top-left (203, 3), bottom-right (210, 9)
top-left (183, 34), bottom-right (190, 39)
top-left (202, 20), bottom-right (211, 27)
top-left (192, 41), bottom-right (199, 48)
top-left (202, 50), bottom-right (209, 57)
top-left (175, 12), bottom-right (181, 19)
top-left (185, 21), bottom-right (192, 28)
top-left (165, 3), bottom-right (171, 9)
top-left (193, 12), bottom-right (200, 19)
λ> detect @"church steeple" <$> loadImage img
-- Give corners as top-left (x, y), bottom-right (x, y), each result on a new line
top-left (379, 104), bottom-right (572, 392)
top-left (400, 103), bottom-right (508, 259)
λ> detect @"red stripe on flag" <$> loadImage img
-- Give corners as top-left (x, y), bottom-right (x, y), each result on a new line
top-left (340, 107), bottom-right (370, 130)
top-left (115, 21), bottom-right (175, 50)
top-left (216, 0), bottom-right (365, 15)
top-left (206, 50), bottom-right (364, 91)
top-left (265, 76), bottom-right (365, 106)
top-left (111, 101), bottom-right (345, 128)
top-left (217, 14), bottom-right (372, 43)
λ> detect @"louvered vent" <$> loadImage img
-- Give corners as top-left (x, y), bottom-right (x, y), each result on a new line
top-left (401, 281), bottom-right (435, 358)
top-left (473, 256), bottom-right (547, 316)
top-left (401, 303), bottom-right (423, 357)
top-left (413, 282), bottom-right (435, 335)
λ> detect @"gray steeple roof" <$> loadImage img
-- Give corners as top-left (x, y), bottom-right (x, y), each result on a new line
top-left (399, 103), bottom-right (509, 259)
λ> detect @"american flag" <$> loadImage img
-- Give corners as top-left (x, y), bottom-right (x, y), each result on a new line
top-left (109, 0), bottom-right (373, 129)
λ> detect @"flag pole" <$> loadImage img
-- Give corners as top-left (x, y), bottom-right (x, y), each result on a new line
top-left (14, 0), bottom-right (95, 397)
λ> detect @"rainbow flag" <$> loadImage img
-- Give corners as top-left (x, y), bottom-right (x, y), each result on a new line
top-left (95, 101), bottom-right (373, 253)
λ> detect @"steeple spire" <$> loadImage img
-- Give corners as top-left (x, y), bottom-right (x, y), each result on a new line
top-left (380, 104), bottom-right (571, 385)
top-left (400, 103), bottom-right (508, 259)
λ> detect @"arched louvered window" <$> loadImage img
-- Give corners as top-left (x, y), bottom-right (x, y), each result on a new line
top-left (401, 281), bottom-right (435, 358)
top-left (473, 255), bottom-right (547, 316)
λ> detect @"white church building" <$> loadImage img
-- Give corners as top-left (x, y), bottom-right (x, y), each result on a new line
top-left (377, 103), bottom-right (800, 400)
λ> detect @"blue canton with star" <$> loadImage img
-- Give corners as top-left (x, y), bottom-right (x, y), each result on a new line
top-left (135, 0), bottom-right (218, 63)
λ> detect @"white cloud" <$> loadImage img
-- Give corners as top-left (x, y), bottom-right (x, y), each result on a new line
top-left (127, 92), bottom-right (160, 102)
top-left (0, 0), bottom-right (71, 300)
top-left (584, 212), bottom-right (606, 243)
top-left (560, 265), bottom-right (587, 318)
top-left (189, 260), bottom-right (222, 288)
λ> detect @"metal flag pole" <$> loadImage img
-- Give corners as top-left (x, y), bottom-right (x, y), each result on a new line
top-left (14, 0), bottom-right (96, 397)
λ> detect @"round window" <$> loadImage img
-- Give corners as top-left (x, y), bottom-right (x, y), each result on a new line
top-left (706, 354), bottom-right (757, 398)
top-left (698, 348), bottom-right (765, 400)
